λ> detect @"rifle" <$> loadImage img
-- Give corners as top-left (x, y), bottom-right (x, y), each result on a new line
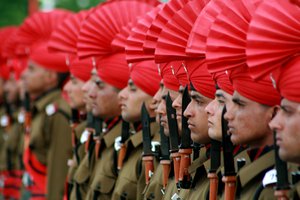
top-left (159, 123), bottom-right (171, 193)
top-left (2, 92), bottom-right (12, 130)
top-left (273, 131), bottom-right (290, 200)
top-left (23, 92), bottom-right (31, 151)
top-left (221, 106), bottom-right (236, 200)
top-left (92, 116), bottom-right (102, 161)
top-left (192, 142), bottom-right (202, 161)
top-left (178, 86), bottom-right (192, 189)
top-left (70, 109), bottom-right (80, 148)
top-left (117, 120), bottom-right (130, 170)
top-left (85, 112), bottom-right (95, 152)
top-left (208, 139), bottom-right (221, 200)
top-left (141, 103), bottom-right (155, 184)
top-left (166, 93), bottom-right (181, 190)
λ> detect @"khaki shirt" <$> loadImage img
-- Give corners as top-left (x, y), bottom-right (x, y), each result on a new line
top-left (0, 106), bottom-right (7, 171)
top-left (5, 109), bottom-right (24, 171)
top-left (236, 150), bottom-right (275, 200)
top-left (29, 89), bottom-right (72, 199)
top-left (67, 121), bottom-right (87, 184)
top-left (179, 147), bottom-right (209, 200)
top-left (112, 122), bottom-right (159, 200)
top-left (85, 121), bottom-right (122, 200)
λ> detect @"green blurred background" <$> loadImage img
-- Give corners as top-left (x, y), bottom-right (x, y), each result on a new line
top-left (0, 0), bottom-right (105, 27)
top-left (0, 0), bottom-right (168, 27)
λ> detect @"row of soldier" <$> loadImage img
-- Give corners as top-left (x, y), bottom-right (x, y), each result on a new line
top-left (0, 0), bottom-right (300, 199)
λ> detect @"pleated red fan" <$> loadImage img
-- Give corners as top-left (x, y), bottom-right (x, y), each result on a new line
top-left (246, 0), bottom-right (300, 80)
top-left (205, 0), bottom-right (261, 74)
top-left (111, 21), bottom-right (138, 52)
top-left (0, 27), bottom-right (18, 58)
top-left (125, 5), bottom-right (163, 63)
top-left (143, 0), bottom-right (189, 53)
top-left (186, 0), bottom-right (227, 57)
top-left (77, 1), bottom-right (156, 59)
top-left (154, 0), bottom-right (210, 63)
top-left (48, 10), bottom-right (91, 55)
top-left (17, 10), bottom-right (73, 46)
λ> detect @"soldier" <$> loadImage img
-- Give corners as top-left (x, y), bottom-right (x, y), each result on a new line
top-left (114, 59), bottom-right (161, 200)
top-left (47, 11), bottom-right (96, 199)
top-left (201, 0), bottom-right (282, 198)
top-left (2, 58), bottom-right (27, 199)
top-left (156, 61), bottom-right (181, 200)
top-left (72, 2), bottom-right (159, 199)
top-left (269, 57), bottom-right (300, 198)
top-left (82, 53), bottom-right (129, 200)
top-left (17, 10), bottom-right (73, 199)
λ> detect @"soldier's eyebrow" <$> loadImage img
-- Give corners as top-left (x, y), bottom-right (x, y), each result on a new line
top-left (178, 86), bottom-right (185, 94)
top-left (190, 93), bottom-right (203, 101)
top-left (215, 92), bottom-right (225, 99)
top-left (232, 97), bottom-right (245, 105)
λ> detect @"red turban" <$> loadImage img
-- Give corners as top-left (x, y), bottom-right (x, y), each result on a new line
top-left (17, 10), bottom-right (73, 72)
top-left (276, 56), bottom-right (300, 103)
top-left (130, 60), bottom-right (161, 96)
top-left (172, 61), bottom-right (189, 87)
top-left (0, 61), bottom-right (10, 80)
top-left (186, 59), bottom-right (215, 99)
top-left (229, 66), bottom-right (280, 106)
top-left (159, 61), bottom-right (182, 91)
top-left (97, 53), bottom-right (130, 90)
top-left (211, 71), bottom-right (234, 95)
top-left (70, 57), bottom-right (93, 82)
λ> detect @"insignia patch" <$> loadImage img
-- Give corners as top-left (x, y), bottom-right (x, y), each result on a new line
top-left (18, 112), bottom-right (25, 124)
top-left (45, 104), bottom-right (57, 116)
top-left (0, 115), bottom-right (9, 127)
top-left (80, 130), bottom-right (90, 144)
top-left (114, 136), bottom-right (122, 151)
top-left (262, 168), bottom-right (277, 187)
top-left (151, 141), bottom-right (160, 152)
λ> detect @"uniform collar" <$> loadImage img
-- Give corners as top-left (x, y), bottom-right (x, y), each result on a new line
top-left (103, 120), bottom-right (122, 148)
top-left (129, 122), bottom-right (159, 148)
top-left (33, 89), bottom-right (61, 112)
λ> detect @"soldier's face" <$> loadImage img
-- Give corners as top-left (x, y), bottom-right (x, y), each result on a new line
top-left (3, 73), bottom-right (19, 104)
top-left (118, 79), bottom-right (153, 123)
top-left (89, 77), bottom-right (121, 119)
top-left (184, 90), bottom-right (211, 144)
top-left (205, 89), bottom-right (231, 141)
top-left (156, 86), bottom-right (179, 136)
top-left (82, 69), bottom-right (97, 112)
top-left (63, 75), bottom-right (85, 111)
top-left (269, 98), bottom-right (300, 164)
top-left (225, 91), bottom-right (275, 148)
top-left (151, 81), bottom-right (164, 124)
top-left (172, 85), bottom-right (185, 133)
top-left (23, 62), bottom-right (47, 96)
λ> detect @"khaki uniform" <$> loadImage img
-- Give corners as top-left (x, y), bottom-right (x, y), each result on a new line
top-left (71, 136), bottom-right (96, 200)
top-left (142, 162), bottom-right (163, 200)
top-left (5, 109), bottom-right (24, 171)
top-left (67, 121), bottom-right (87, 197)
top-left (0, 106), bottom-right (7, 171)
top-left (26, 89), bottom-right (72, 199)
top-left (112, 123), bottom-right (159, 200)
top-left (85, 121), bottom-right (122, 200)
top-left (178, 148), bottom-right (209, 200)
top-left (236, 149), bottom-right (275, 200)
top-left (161, 176), bottom-right (178, 200)
top-left (141, 132), bottom-right (161, 200)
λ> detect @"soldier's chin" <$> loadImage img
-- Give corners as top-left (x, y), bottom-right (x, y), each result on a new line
top-left (279, 148), bottom-right (293, 163)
